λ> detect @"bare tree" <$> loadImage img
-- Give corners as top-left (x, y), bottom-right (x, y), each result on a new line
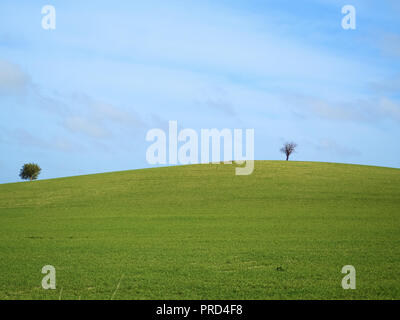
top-left (280, 142), bottom-right (297, 161)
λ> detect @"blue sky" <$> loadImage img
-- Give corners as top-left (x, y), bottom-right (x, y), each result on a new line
top-left (1, 0), bottom-right (399, 182)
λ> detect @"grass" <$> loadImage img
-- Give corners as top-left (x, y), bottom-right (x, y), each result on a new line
top-left (0, 160), bottom-right (399, 300)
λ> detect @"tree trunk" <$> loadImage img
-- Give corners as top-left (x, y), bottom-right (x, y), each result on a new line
top-left (286, 154), bottom-right (289, 161)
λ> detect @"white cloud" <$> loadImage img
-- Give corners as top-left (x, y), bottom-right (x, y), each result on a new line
top-left (60, 93), bottom-right (146, 142)
top-left (2, 128), bottom-right (84, 153)
top-left (64, 116), bottom-right (111, 139)
top-left (378, 97), bottom-right (400, 121)
top-left (381, 33), bottom-right (400, 58)
top-left (317, 139), bottom-right (361, 157)
top-left (369, 74), bottom-right (400, 94)
top-left (89, 100), bottom-right (145, 129)
top-left (283, 93), bottom-right (400, 124)
top-left (0, 59), bottom-right (30, 94)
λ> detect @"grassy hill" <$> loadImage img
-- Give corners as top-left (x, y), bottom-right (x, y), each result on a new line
top-left (0, 161), bottom-right (399, 299)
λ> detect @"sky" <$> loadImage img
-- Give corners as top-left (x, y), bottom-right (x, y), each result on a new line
top-left (0, 0), bottom-right (399, 183)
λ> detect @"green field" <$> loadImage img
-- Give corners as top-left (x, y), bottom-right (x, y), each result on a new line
top-left (0, 161), bottom-right (399, 300)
